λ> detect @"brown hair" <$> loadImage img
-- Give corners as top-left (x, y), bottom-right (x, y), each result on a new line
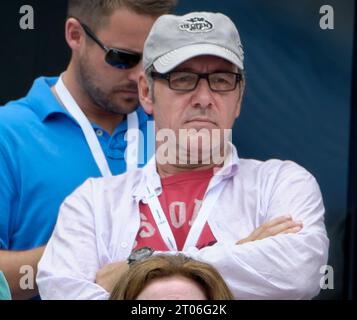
top-left (67, 0), bottom-right (177, 30)
top-left (110, 254), bottom-right (234, 300)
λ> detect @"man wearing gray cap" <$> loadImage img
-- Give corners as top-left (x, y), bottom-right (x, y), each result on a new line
top-left (37, 12), bottom-right (329, 300)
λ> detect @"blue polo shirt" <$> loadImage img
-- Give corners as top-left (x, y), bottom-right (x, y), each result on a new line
top-left (0, 77), bottom-right (154, 250)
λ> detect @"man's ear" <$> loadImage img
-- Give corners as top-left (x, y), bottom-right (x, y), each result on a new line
top-left (138, 72), bottom-right (154, 115)
top-left (65, 18), bottom-right (85, 52)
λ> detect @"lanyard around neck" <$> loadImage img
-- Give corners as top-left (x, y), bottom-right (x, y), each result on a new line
top-left (54, 76), bottom-right (139, 177)
top-left (145, 172), bottom-right (227, 251)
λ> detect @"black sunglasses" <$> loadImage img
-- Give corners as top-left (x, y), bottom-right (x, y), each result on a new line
top-left (79, 22), bottom-right (142, 69)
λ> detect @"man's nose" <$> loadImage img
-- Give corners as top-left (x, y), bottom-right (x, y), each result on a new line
top-left (191, 78), bottom-right (214, 108)
top-left (127, 61), bottom-right (143, 83)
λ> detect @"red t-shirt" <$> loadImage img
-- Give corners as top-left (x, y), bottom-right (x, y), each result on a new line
top-left (133, 168), bottom-right (217, 251)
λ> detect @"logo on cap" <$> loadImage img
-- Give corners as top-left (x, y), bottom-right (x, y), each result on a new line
top-left (179, 17), bottom-right (214, 33)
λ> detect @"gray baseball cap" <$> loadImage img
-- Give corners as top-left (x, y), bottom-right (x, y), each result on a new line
top-left (143, 12), bottom-right (244, 73)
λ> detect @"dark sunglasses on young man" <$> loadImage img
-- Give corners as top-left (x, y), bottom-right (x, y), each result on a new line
top-left (77, 20), bottom-right (142, 70)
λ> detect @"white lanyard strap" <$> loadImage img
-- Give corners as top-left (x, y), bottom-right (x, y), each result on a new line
top-left (55, 76), bottom-right (138, 177)
top-left (146, 182), bottom-right (178, 251)
top-left (146, 175), bottom-right (227, 251)
top-left (125, 112), bottom-right (139, 171)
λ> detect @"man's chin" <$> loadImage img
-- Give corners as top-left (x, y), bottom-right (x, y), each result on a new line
top-left (109, 100), bottom-right (140, 115)
top-left (184, 123), bottom-right (218, 131)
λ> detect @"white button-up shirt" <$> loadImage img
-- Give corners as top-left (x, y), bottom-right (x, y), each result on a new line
top-left (37, 145), bottom-right (329, 300)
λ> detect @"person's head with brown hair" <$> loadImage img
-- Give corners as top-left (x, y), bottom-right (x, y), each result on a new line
top-left (63, 0), bottom-right (177, 134)
top-left (110, 254), bottom-right (234, 300)
top-left (67, 0), bottom-right (178, 32)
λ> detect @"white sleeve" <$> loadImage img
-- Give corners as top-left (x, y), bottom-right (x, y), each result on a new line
top-left (36, 179), bottom-right (110, 300)
top-left (183, 161), bottom-right (329, 300)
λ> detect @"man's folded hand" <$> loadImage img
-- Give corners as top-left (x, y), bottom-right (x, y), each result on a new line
top-left (237, 215), bottom-right (303, 245)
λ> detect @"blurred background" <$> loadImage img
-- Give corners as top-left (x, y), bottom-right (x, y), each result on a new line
top-left (0, 0), bottom-right (355, 299)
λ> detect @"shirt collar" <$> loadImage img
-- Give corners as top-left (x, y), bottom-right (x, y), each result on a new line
top-left (132, 142), bottom-right (240, 202)
top-left (25, 76), bottom-right (70, 122)
top-left (26, 77), bottom-right (151, 132)
top-left (108, 106), bottom-right (151, 136)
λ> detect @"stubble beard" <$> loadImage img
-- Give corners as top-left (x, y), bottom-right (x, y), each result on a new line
top-left (77, 57), bottom-right (139, 115)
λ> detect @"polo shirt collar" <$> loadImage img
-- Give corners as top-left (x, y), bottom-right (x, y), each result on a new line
top-left (26, 76), bottom-right (70, 122)
top-left (26, 77), bottom-right (150, 134)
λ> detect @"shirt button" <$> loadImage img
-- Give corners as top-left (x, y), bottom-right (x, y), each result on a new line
top-left (96, 129), bottom-right (103, 137)
top-left (121, 242), bottom-right (128, 248)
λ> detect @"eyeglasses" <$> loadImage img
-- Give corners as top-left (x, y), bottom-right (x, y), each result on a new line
top-left (151, 71), bottom-right (242, 92)
top-left (80, 22), bottom-right (142, 69)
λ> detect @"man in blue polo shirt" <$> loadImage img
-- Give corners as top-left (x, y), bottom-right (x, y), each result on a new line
top-left (0, 0), bottom-right (176, 299)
